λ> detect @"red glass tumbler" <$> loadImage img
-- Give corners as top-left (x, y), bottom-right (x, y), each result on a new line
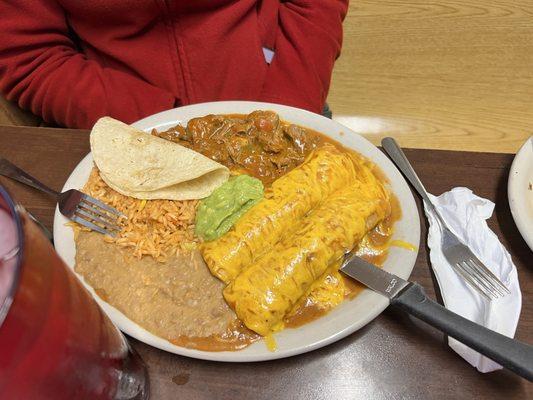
top-left (0, 186), bottom-right (149, 399)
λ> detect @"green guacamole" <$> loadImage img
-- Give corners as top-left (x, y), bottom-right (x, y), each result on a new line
top-left (195, 175), bottom-right (264, 241)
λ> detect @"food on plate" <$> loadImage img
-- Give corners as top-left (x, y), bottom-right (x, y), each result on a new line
top-left (223, 175), bottom-right (390, 335)
top-left (75, 171), bottom-right (261, 350)
top-left (297, 264), bottom-right (346, 312)
top-left (201, 144), bottom-right (366, 283)
top-left (72, 111), bottom-right (405, 352)
top-left (76, 232), bottom-right (236, 340)
top-left (195, 175), bottom-right (264, 241)
top-left (80, 168), bottom-right (199, 261)
top-left (91, 117), bottom-right (229, 200)
top-left (152, 110), bottom-right (323, 184)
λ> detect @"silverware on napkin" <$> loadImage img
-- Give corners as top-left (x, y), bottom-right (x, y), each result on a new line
top-left (381, 137), bottom-right (510, 300)
top-left (340, 254), bottom-right (533, 381)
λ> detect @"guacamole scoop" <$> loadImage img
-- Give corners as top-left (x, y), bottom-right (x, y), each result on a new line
top-left (195, 175), bottom-right (264, 241)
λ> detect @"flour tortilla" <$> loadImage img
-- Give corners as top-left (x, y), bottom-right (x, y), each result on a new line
top-left (90, 117), bottom-right (229, 200)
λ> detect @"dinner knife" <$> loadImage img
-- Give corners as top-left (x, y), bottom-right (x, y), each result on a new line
top-left (340, 254), bottom-right (533, 381)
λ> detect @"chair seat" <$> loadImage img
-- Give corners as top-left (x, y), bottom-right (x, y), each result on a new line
top-left (0, 96), bottom-right (42, 127)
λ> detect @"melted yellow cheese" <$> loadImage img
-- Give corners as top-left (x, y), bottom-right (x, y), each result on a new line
top-left (138, 199), bottom-right (147, 212)
top-left (264, 334), bottom-right (277, 352)
top-left (202, 146), bottom-right (394, 337)
top-left (305, 263), bottom-right (345, 310)
top-left (201, 145), bottom-right (363, 283)
top-left (390, 240), bottom-right (417, 251)
top-left (224, 180), bottom-right (390, 336)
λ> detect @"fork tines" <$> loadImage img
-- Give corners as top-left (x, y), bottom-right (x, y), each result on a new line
top-left (451, 256), bottom-right (511, 300)
top-left (74, 194), bottom-right (125, 237)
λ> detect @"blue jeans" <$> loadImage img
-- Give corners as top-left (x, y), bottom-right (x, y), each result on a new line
top-left (322, 103), bottom-right (332, 119)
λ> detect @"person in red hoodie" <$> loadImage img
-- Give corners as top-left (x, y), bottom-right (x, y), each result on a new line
top-left (0, 1), bottom-right (348, 129)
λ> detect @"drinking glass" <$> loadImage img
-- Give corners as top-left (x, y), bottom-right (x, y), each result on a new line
top-left (0, 185), bottom-right (149, 399)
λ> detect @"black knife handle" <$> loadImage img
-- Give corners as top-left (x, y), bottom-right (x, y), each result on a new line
top-left (391, 283), bottom-right (533, 381)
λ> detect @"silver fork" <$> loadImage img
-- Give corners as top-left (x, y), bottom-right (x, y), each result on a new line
top-left (381, 137), bottom-right (511, 300)
top-left (0, 157), bottom-right (124, 236)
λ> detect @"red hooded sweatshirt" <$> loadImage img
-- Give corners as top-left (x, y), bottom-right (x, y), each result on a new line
top-left (0, 0), bottom-right (348, 129)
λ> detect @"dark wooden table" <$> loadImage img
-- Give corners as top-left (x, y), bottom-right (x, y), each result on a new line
top-left (1, 126), bottom-right (531, 399)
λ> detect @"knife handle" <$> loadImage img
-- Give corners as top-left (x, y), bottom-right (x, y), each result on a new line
top-left (392, 283), bottom-right (533, 381)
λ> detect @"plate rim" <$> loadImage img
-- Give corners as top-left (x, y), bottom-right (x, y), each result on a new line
top-left (508, 136), bottom-right (533, 251)
top-left (53, 101), bottom-right (421, 362)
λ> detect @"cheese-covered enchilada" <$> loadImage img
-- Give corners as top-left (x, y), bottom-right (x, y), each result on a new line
top-left (201, 144), bottom-right (364, 283)
top-left (223, 179), bottom-right (390, 335)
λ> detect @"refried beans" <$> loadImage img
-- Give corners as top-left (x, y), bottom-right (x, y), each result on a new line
top-left (75, 231), bottom-right (238, 340)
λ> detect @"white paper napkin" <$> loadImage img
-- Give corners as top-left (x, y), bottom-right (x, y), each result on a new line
top-left (424, 187), bottom-right (522, 373)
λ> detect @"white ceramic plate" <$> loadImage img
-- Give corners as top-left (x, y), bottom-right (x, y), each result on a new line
top-left (508, 136), bottom-right (533, 251)
top-left (53, 101), bottom-right (420, 362)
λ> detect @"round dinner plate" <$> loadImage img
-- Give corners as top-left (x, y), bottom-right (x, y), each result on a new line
top-left (508, 136), bottom-right (533, 251)
top-left (53, 101), bottom-right (420, 362)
